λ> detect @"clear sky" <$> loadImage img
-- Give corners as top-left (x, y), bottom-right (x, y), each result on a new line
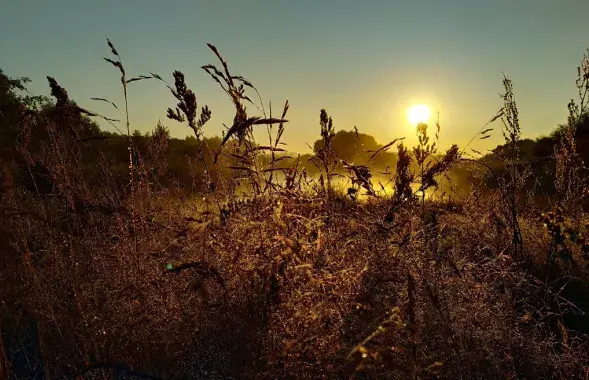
top-left (2, 0), bottom-right (588, 152)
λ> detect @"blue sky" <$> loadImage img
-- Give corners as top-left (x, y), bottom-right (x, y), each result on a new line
top-left (2, 0), bottom-right (588, 152)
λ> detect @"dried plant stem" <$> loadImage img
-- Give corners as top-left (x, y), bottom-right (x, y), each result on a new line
top-left (123, 75), bottom-right (138, 256)
top-left (103, 38), bottom-right (138, 256)
top-left (500, 74), bottom-right (523, 258)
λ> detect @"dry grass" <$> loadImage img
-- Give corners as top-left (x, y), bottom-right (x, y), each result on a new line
top-left (1, 41), bottom-right (589, 380)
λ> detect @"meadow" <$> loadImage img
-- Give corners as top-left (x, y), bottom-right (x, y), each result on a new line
top-left (1, 40), bottom-right (589, 379)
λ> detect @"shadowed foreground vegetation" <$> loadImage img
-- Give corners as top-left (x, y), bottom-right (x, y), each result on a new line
top-left (1, 41), bottom-right (589, 379)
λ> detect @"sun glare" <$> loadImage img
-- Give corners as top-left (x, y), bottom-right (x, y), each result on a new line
top-left (407, 104), bottom-right (431, 125)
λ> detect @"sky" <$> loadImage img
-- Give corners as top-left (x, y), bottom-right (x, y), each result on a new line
top-left (1, 0), bottom-right (589, 153)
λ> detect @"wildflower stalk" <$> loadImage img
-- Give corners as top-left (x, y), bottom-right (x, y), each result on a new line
top-left (103, 38), bottom-right (138, 255)
top-left (500, 74), bottom-right (524, 258)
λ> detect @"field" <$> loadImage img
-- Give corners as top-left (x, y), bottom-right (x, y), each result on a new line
top-left (1, 41), bottom-right (589, 379)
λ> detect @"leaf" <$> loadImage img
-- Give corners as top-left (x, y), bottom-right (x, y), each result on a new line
top-left (126, 76), bottom-right (152, 84)
top-left (202, 64), bottom-right (227, 81)
top-left (206, 43), bottom-right (234, 87)
top-left (60, 105), bottom-right (98, 117)
top-left (90, 97), bottom-right (121, 113)
top-left (202, 67), bottom-right (228, 91)
top-left (106, 38), bottom-right (118, 56)
top-left (480, 128), bottom-right (494, 134)
top-left (368, 137), bottom-right (406, 160)
top-left (231, 75), bottom-right (254, 88)
top-left (489, 109), bottom-right (504, 123)
top-left (250, 146), bottom-right (286, 152)
top-left (281, 100), bottom-right (289, 119)
top-left (471, 148), bottom-right (482, 155)
top-left (479, 135), bottom-right (491, 140)
top-left (251, 118), bottom-right (288, 125)
top-left (206, 43), bottom-right (223, 61)
top-left (103, 57), bottom-right (119, 68)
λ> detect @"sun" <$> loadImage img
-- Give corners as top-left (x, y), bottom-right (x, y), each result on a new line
top-left (407, 104), bottom-right (431, 125)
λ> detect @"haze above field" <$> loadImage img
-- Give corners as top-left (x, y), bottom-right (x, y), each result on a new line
top-left (1, 0), bottom-right (589, 152)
